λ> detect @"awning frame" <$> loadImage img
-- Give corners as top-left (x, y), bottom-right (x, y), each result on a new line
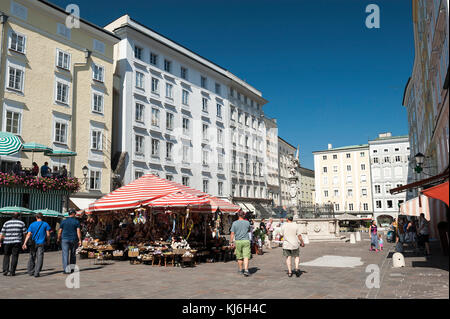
top-left (390, 167), bottom-right (449, 195)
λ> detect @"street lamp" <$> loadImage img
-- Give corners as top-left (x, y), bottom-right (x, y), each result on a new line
top-left (82, 165), bottom-right (89, 178)
top-left (414, 152), bottom-right (425, 173)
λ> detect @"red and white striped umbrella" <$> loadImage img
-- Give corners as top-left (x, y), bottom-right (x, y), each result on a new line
top-left (144, 191), bottom-right (210, 208)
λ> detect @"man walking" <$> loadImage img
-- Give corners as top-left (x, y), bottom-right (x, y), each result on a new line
top-left (280, 215), bottom-right (304, 277)
top-left (23, 213), bottom-right (51, 277)
top-left (230, 211), bottom-right (251, 277)
top-left (57, 209), bottom-right (82, 274)
top-left (0, 213), bottom-right (27, 276)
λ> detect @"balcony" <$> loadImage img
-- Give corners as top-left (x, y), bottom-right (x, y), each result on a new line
top-left (0, 172), bottom-right (80, 193)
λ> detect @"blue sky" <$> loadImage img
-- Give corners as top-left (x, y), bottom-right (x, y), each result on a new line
top-left (49, 0), bottom-right (414, 170)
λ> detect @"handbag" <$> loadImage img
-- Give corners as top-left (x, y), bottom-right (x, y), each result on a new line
top-left (29, 221), bottom-right (44, 248)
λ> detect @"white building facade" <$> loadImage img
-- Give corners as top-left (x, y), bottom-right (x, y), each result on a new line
top-left (368, 133), bottom-right (411, 225)
top-left (104, 15), bottom-right (268, 203)
top-left (264, 117), bottom-right (280, 206)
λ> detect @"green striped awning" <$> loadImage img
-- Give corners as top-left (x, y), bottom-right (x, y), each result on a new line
top-left (22, 143), bottom-right (52, 153)
top-left (44, 149), bottom-right (77, 157)
top-left (0, 206), bottom-right (34, 215)
top-left (34, 209), bottom-right (63, 218)
top-left (0, 132), bottom-right (23, 155)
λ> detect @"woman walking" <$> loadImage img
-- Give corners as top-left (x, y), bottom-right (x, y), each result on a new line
top-left (369, 220), bottom-right (379, 252)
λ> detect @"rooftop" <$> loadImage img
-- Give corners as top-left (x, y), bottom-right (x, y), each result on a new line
top-left (312, 144), bottom-right (369, 154)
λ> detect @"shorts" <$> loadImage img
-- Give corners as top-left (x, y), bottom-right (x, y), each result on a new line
top-left (283, 248), bottom-right (299, 257)
top-left (234, 240), bottom-right (251, 260)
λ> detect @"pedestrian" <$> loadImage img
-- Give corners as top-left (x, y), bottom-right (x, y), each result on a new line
top-left (406, 218), bottom-right (417, 249)
top-left (57, 209), bottom-right (82, 274)
top-left (280, 215), bottom-right (304, 277)
top-left (397, 217), bottom-right (406, 243)
top-left (22, 213), bottom-right (51, 277)
top-left (259, 218), bottom-right (266, 232)
top-left (31, 162), bottom-right (39, 176)
top-left (0, 213), bottom-right (27, 276)
top-left (266, 218), bottom-right (274, 249)
top-left (378, 233), bottom-right (384, 251)
top-left (418, 213), bottom-right (431, 256)
top-left (369, 220), bottom-right (378, 251)
top-left (230, 211), bottom-right (251, 277)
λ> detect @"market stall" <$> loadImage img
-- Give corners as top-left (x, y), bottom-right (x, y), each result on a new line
top-left (81, 174), bottom-right (241, 267)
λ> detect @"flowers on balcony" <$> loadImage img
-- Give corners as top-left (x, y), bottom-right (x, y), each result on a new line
top-left (0, 172), bottom-right (80, 192)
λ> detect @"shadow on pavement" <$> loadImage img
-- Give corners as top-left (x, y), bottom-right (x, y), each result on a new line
top-left (248, 267), bottom-right (260, 274)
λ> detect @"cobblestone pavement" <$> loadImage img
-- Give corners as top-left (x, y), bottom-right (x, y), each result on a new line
top-left (1, 233), bottom-right (448, 299)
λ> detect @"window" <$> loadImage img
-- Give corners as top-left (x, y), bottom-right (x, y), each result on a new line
top-left (202, 98), bottom-right (208, 112)
top-left (347, 189), bottom-right (353, 197)
top-left (324, 190), bottom-right (329, 197)
top-left (180, 66), bottom-right (188, 80)
top-left (218, 181), bottom-right (223, 196)
top-left (375, 185), bottom-right (381, 194)
top-left (395, 148), bottom-right (399, 152)
top-left (202, 124), bottom-right (209, 140)
top-left (151, 108), bottom-right (160, 127)
top-left (216, 104), bottom-right (222, 118)
top-left (134, 45), bottom-right (143, 60)
top-left (333, 176), bottom-right (338, 185)
top-left (202, 149), bottom-right (209, 165)
top-left (387, 200), bottom-right (393, 209)
top-left (182, 90), bottom-right (189, 105)
top-left (92, 64), bottom-right (104, 82)
top-left (333, 154), bottom-right (337, 159)
top-left (333, 189), bottom-right (339, 197)
top-left (151, 78), bottom-right (159, 93)
top-left (135, 72), bottom-right (144, 89)
top-left (164, 59), bottom-right (171, 72)
top-left (252, 117), bottom-right (256, 129)
top-left (166, 112), bottom-right (174, 130)
top-left (346, 165), bottom-right (351, 172)
top-left (363, 203), bottom-right (368, 211)
top-left (385, 184), bottom-right (391, 193)
top-left (92, 92), bottom-right (103, 114)
top-left (182, 176), bottom-right (190, 186)
top-left (323, 167), bottom-right (327, 173)
top-left (165, 83), bottom-right (173, 98)
top-left (9, 31), bottom-right (26, 53)
top-left (238, 112), bottom-right (243, 123)
top-left (373, 149), bottom-right (377, 153)
top-left (349, 203), bottom-right (354, 211)
top-left (91, 130), bottom-right (102, 151)
top-left (215, 83), bottom-right (221, 95)
top-left (202, 180), bottom-right (209, 193)
top-left (55, 81), bottom-right (69, 104)
top-left (245, 136), bottom-right (249, 148)
top-left (7, 66), bottom-right (23, 91)
top-left (182, 146), bottom-right (189, 162)
top-left (395, 156), bottom-right (401, 162)
top-left (57, 23), bottom-right (71, 39)
top-left (332, 165), bottom-right (338, 173)
top-left (376, 200), bottom-right (382, 209)
top-left (135, 135), bottom-right (144, 154)
top-left (360, 152), bottom-right (365, 157)
top-left (323, 155), bottom-right (327, 160)
top-left (165, 174), bottom-right (173, 181)
top-left (362, 188), bottom-right (367, 196)
top-left (201, 76), bottom-right (207, 89)
top-left (182, 118), bottom-right (190, 134)
top-left (135, 170), bottom-right (144, 180)
top-left (346, 153), bottom-right (351, 158)
top-left (217, 128), bottom-right (223, 144)
top-left (361, 175), bottom-right (367, 183)
top-left (384, 149), bottom-right (388, 152)
top-left (323, 176), bottom-right (328, 184)
top-left (218, 153), bottom-right (224, 169)
top-left (373, 157), bottom-right (379, 163)
top-left (56, 49), bottom-right (70, 70)
top-left (5, 110), bottom-right (21, 134)
top-left (150, 53), bottom-right (158, 65)
top-left (361, 164), bottom-right (366, 170)
top-left (135, 103), bottom-right (144, 122)
top-left (89, 170), bottom-right (101, 190)
top-left (245, 114), bottom-right (249, 126)
top-left (335, 204), bottom-right (340, 211)
top-left (166, 142), bottom-right (173, 160)
top-left (54, 121), bottom-right (67, 144)
top-left (151, 138), bottom-right (160, 157)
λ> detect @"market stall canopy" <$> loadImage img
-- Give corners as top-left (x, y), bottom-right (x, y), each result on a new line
top-left (44, 149), bottom-right (77, 157)
top-left (34, 209), bottom-right (63, 218)
top-left (70, 197), bottom-right (97, 211)
top-left (399, 195), bottom-right (431, 218)
top-left (244, 202), bottom-right (257, 213)
top-left (421, 181), bottom-right (449, 206)
top-left (87, 174), bottom-right (210, 213)
top-left (237, 202), bottom-right (250, 213)
top-left (22, 143), bottom-right (52, 153)
top-left (336, 213), bottom-right (364, 220)
top-left (145, 191), bottom-right (210, 208)
top-left (0, 132), bottom-right (23, 156)
top-left (0, 206), bottom-right (34, 215)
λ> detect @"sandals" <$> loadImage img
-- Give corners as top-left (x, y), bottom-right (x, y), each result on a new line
top-left (287, 272), bottom-right (293, 277)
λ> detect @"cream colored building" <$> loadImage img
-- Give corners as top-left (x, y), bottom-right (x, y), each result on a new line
top-left (313, 144), bottom-right (373, 217)
top-left (298, 166), bottom-right (314, 207)
top-left (0, 0), bottom-right (119, 208)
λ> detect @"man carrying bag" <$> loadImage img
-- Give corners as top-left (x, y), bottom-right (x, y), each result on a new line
top-left (23, 213), bottom-right (51, 277)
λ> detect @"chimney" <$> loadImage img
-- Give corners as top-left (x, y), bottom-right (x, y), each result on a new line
top-left (328, 144), bottom-right (332, 150)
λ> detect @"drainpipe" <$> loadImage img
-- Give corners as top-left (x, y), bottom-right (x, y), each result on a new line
top-left (67, 48), bottom-right (91, 211)
top-left (0, 13), bottom-right (8, 169)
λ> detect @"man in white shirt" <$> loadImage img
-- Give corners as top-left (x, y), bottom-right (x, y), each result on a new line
top-left (280, 215), bottom-right (304, 277)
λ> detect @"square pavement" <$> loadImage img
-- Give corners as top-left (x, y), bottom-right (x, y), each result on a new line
top-left (1, 233), bottom-right (448, 299)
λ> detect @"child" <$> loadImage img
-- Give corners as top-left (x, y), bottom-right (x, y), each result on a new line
top-left (378, 234), bottom-right (384, 251)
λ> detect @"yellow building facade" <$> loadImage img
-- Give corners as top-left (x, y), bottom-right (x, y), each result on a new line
top-left (0, 0), bottom-right (119, 208)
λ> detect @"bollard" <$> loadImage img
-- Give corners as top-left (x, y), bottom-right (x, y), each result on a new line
top-left (355, 232), bottom-right (361, 241)
top-left (302, 234), bottom-right (309, 245)
top-left (392, 252), bottom-right (405, 268)
top-left (350, 233), bottom-right (356, 244)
